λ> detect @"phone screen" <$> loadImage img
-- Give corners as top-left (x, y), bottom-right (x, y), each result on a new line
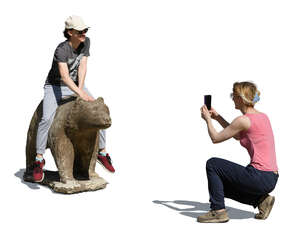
top-left (204, 95), bottom-right (212, 110)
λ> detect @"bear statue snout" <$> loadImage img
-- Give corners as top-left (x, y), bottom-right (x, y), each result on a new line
top-left (104, 117), bottom-right (112, 128)
top-left (91, 104), bottom-right (112, 129)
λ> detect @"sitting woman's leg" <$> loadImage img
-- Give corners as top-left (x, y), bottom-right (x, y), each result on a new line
top-left (36, 85), bottom-right (62, 155)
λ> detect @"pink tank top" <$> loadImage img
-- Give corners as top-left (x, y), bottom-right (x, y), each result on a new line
top-left (240, 113), bottom-right (278, 172)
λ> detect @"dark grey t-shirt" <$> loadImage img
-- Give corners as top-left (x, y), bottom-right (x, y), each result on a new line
top-left (45, 37), bottom-right (90, 86)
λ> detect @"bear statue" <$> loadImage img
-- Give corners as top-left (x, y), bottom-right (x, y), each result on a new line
top-left (23, 96), bottom-right (112, 194)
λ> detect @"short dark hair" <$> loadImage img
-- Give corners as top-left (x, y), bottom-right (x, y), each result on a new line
top-left (63, 28), bottom-right (72, 39)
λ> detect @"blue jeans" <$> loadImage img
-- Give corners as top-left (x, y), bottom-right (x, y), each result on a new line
top-left (206, 157), bottom-right (279, 210)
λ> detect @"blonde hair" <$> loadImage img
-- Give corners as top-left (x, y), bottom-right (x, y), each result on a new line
top-left (233, 81), bottom-right (260, 106)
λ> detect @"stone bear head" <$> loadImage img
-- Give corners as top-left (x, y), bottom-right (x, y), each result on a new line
top-left (66, 97), bottom-right (112, 131)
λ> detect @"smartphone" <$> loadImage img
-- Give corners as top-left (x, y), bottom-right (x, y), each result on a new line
top-left (204, 95), bottom-right (212, 110)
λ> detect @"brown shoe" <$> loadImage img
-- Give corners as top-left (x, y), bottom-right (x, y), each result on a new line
top-left (197, 210), bottom-right (229, 223)
top-left (255, 195), bottom-right (275, 220)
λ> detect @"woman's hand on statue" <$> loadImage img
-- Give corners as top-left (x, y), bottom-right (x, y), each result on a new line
top-left (84, 91), bottom-right (95, 102)
top-left (79, 90), bottom-right (93, 102)
top-left (87, 95), bottom-right (95, 102)
top-left (201, 105), bottom-right (212, 121)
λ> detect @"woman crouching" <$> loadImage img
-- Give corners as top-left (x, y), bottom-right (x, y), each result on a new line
top-left (198, 81), bottom-right (279, 223)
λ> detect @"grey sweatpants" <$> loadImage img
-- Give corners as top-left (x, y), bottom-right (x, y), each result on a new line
top-left (36, 84), bottom-right (106, 154)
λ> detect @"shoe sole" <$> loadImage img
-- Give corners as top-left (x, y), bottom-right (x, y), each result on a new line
top-left (96, 158), bottom-right (115, 173)
top-left (197, 218), bottom-right (229, 223)
top-left (255, 196), bottom-right (275, 220)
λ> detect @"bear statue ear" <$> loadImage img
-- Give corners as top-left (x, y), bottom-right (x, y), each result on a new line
top-left (96, 97), bottom-right (104, 103)
top-left (74, 97), bottom-right (86, 106)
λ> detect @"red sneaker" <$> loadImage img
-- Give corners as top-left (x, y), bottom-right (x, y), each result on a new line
top-left (33, 159), bottom-right (45, 182)
top-left (97, 153), bottom-right (115, 173)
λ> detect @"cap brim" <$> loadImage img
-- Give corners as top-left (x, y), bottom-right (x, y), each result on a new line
top-left (73, 26), bottom-right (90, 31)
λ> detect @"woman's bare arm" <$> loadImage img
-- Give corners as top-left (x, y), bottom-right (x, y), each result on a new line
top-left (215, 115), bottom-right (241, 140)
top-left (206, 116), bottom-right (250, 144)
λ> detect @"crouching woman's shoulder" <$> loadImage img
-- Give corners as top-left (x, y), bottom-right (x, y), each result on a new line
top-left (230, 115), bottom-right (251, 140)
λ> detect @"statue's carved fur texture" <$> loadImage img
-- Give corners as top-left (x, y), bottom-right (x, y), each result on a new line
top-left (25, 96), bottom-right (111, 187)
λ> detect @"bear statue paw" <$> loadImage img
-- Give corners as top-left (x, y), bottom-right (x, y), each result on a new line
top-left (89, 172), bottom-right (101, 179)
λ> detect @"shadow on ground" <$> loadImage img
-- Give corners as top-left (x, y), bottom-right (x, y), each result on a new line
top-left (15, 168), bottom-right (42, 190)
top-left (15, 168), bottom-right (61, 191)
top-left (153, 200), bottom-right (255, 220)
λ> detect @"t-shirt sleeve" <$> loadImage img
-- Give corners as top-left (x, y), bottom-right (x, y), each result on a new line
top-left (83, 37), bottom-right (90, 57)
top-left (54, 46), bottom-right (68, 63)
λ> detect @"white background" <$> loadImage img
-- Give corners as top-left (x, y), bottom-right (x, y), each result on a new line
top-left (1, 0), bottom-right (299, 238)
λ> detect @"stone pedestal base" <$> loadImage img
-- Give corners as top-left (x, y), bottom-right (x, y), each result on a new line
top-left (23, 170), bottom-right (108, 194)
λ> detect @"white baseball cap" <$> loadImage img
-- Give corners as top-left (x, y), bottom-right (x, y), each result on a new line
top-left (65, 15), bottom-right (89, 31)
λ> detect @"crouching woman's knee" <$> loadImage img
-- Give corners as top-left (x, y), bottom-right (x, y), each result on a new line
top-left (206, 157), bottom-right (221, 171)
